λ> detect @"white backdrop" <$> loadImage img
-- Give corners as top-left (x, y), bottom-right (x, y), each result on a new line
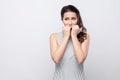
top-left (0, 0), bottom-right (120, 80)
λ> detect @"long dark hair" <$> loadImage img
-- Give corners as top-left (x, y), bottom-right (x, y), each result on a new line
top-left (61, 5), bottom-right (87, 43)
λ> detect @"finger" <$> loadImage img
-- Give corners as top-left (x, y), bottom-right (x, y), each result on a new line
top-left (72, 25), bottom-right (75, 29)
top-left (79, 28), bottom-right (82, 32)
top-left (80, 27), bottom-right (82, 31)
top-left (66, 24), bottom-right (70, 27)
top-left (76, 25), bottom-right (80, 29)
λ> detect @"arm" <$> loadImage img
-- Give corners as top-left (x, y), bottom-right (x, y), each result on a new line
top-left (49, 33), bottom-right (69, 64)
top-left (71, 34), bottom-right (90, 64)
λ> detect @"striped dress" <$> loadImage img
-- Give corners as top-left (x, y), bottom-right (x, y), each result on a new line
top-left (52, 32), bottom-right (86, 80)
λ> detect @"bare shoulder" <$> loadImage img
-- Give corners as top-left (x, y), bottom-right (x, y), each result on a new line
top-left (86, 33), bottom-right (90, 40)
top-left (49, 33), bottom-right (58, 40)
top-left (82, 33), bottom-right (90, 44)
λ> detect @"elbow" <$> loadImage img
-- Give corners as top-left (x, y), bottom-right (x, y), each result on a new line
top-left (77, 60), bottom-right (84, 64)
top-left (77, 58), bottom-right (86, 64)
top-left (54, 60), bottom-right (60, 64)
top-left (53, 57), bottom-right (60, 64)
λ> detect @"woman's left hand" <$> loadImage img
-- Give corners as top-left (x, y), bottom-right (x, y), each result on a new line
top-left (71, 25), bottom-right (82, 37)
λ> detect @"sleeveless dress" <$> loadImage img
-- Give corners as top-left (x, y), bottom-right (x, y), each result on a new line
top-left (52, 32), bottom-right (86, 80)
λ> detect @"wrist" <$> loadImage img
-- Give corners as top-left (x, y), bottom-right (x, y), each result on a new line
top-left (71, 34), bottom-right (77, 38)
top-left (63, 36), bottom-right (70, 40)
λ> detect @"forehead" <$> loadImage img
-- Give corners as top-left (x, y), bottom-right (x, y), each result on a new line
top-left (63, 12), bottom-right (77, 17)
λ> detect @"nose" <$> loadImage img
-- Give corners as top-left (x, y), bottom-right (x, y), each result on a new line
top-left (68, 20), bottom-right (72, 26)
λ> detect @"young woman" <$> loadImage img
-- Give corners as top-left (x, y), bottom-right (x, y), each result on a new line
top-left (50, 5), bottom-right (90, 80)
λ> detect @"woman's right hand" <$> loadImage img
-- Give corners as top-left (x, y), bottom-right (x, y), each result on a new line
top-left (62, 26), bottom-right (71, 38)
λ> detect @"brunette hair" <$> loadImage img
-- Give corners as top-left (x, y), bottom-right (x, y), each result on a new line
top-left (61, 5), bottom-right (87, 43)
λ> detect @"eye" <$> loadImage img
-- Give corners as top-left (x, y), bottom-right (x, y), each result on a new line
top-left (64, 17), bottom-right (69, 20)
top-left (71, 17), bottom-right (77, 20)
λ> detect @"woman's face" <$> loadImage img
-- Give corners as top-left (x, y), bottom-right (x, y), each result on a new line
top-left (62, 11), bottom-right (78, 27)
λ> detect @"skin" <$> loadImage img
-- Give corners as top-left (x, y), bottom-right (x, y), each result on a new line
top-left (50, 12), bottom-right (90, 64)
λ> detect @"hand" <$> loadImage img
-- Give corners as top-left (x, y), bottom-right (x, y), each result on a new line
top-left (62, 26), bottom-right (71, 38)
top-left (71, 25), bottom-right (82, 37)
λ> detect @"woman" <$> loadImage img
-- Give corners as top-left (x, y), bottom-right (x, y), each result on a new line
top-left (49, 5), bottom-right (90, 80)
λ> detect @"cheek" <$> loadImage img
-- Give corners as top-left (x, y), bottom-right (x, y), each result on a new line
top-left (63, 20), bottom-right (68, 25)
top-left (73, 20), bottom-right (78, 24)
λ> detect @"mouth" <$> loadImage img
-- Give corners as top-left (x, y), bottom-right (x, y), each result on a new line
top-left (69, 25), bottom-right (72, 28)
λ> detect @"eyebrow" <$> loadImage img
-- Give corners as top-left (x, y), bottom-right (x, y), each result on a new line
top-left (72, 17), bottom-right (76, 19)
top-left (64, 17), bottom-right (76, 19)
top-left (64, 17), bottom-right (69, 20)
